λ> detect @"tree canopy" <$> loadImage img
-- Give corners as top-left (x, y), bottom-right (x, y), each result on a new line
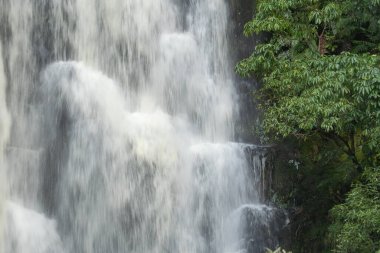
top-left (237, 0), bottom-right (380, 251)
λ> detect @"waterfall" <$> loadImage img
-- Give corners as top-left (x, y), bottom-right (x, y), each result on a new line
top-left (0, 0), bottom-right (284, 252)
top-left (0, 42), bottom-right (11, 253)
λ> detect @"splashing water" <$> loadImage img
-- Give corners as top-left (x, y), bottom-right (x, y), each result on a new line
top-left (0, 0), bottom-right (282, 252)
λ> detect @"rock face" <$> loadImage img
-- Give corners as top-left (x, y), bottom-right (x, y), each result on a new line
top-left (228, 0), bottom-right (257, 61)
top-left (243, 145), bottom-right (291, 252)
top-left (227, 2), bottom-right (293, 250)
top-left (227, 0), bottom-right (264, 143)
top-left (244, 145), bottom-right (273, 203)
top-left (241, 205), bottom-right (289, 253)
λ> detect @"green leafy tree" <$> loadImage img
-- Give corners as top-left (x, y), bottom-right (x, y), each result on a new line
top-left (237, 0), bottom-right (380, 251)
top-left (330, 168), bottom-right (380, 253)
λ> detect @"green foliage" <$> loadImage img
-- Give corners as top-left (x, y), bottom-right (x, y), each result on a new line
top-left (330, 168), bottom-right (380, 253)
top-left (272, 136), bottom-right (357, 252)
top-left (260, 53), bottom-right (380, 138)
top-left (238, 0), bottom-right (380, 252)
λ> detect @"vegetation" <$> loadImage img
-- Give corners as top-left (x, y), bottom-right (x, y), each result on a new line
top-left (237, 0), bottom-right (380, 252)
top-left (330, 168), bottom-right (380, 252)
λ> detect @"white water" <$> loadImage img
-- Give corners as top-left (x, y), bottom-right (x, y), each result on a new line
top-left (0, 0), bottom-right (280, 252)
top-left (0, 42), bottom-right (11, 253)
top-left (3, 202), bottom-right (64, 253)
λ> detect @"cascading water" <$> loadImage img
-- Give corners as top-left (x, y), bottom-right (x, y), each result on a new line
top-left (0, 42), bottom-right (11, 253)
top-left (0, 0), bottom-right (284, 252)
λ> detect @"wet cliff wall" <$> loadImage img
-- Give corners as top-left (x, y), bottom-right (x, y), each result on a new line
top-left (228, 0), bottom-right (263, 144)
top-left (229, 1), bottom-right (292, 249)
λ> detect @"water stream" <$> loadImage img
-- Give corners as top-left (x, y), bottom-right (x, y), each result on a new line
top-left (0, 1), bottom-right (282, 252)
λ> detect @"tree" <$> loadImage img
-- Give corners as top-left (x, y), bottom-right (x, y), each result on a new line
top-left (330, 168), bottom-right (380, 253)
top-left (237, 0), bottom-right (380, 251)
